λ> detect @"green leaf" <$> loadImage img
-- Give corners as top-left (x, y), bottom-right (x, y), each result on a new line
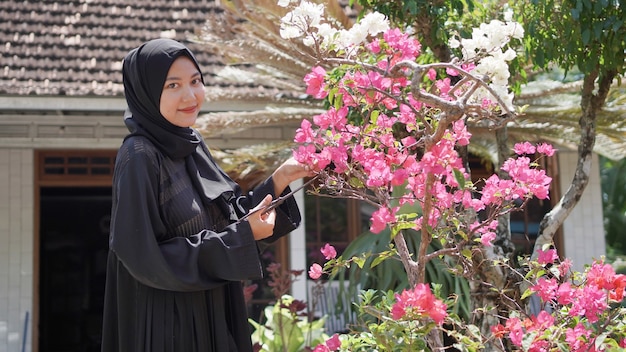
top-left (371, 250), bottom-right (393, 268)
top-left (520, 288), bottom-right (535, 300)
top-left (582, 28), bottom-right (591, 45)
top-left (354, 255), bottom-right (366, 269)
top-left (348, 177), bottom-right (365, 188)
top-left (453, 168), bottom-right (466, 189)
top-left (595, 332), bottom-right (609, 350)
top-left (370, 109), bottom-right (380, 124)
top-left (334, 93), bottom-right (343, 110)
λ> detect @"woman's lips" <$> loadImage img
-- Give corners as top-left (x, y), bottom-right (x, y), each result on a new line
top-left (179, 106), bottom-right (198, 113)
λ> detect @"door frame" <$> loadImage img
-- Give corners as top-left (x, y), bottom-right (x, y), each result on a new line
top-left (34, 149), bottom-right (117, 352)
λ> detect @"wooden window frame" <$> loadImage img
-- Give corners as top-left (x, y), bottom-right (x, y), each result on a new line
top-left (37, 150), bottom-right (116, 187)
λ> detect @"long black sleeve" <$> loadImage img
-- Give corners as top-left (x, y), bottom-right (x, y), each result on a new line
top-left (109, 137), bottom-right (263, 291)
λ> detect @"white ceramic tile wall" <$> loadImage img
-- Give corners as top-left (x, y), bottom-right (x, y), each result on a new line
top-left (0, 148), bottom-right (33, 352)
top-left (288, 179), bottom-right (308, 302)
top-left (559, 151), bottom-right (606, 272)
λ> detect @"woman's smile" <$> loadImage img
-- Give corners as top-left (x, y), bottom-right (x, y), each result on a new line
top-left (159, 55), bottom-right (206, 127)
top-left (179, 105), bottom-right (198, 114)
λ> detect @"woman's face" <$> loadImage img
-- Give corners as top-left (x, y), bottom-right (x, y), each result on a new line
top-left (159, 55), bottom-right (205, 127)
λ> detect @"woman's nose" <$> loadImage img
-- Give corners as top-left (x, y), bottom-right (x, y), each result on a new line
top-left (181, 85), bottom-right (195, 101)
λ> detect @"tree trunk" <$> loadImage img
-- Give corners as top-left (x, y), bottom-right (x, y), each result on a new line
top-left (531, 70), bottom-right (615, 258)
top-left (470, 125), bottom-right (516, 348)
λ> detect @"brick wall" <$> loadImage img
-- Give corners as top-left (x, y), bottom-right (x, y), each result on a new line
top-left (0, 148), bottom-right (33, 352)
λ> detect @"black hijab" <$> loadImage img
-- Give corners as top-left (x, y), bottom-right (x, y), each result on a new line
top-left (122, 38), bottom-right (239, 205)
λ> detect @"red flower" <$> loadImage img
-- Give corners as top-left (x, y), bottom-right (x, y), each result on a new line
top-left (490, 323), bottom-right (508, 338)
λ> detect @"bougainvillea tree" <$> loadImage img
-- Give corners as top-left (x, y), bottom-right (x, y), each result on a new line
top-left (270, 0), bottom-right (626, 350)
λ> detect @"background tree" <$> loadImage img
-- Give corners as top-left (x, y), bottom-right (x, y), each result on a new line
top-left (516, 0), bottom-right (626, 258)
top-left (601, 157), bottom-right (626, 258)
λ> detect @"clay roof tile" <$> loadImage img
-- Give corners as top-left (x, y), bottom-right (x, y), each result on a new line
top-left (1, 0), bottom-right (226, 97)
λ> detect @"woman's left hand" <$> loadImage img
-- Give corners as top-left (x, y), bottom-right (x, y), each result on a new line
top-left (272, 157), bottom-right (316, 195)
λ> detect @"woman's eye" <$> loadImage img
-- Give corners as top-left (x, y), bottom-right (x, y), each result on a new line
top-left (192, 78), bottom-right (202, 85)
top-left (165, 83), bottom-right (178, 89)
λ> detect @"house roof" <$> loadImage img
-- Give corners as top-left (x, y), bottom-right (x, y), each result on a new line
top-left (2, 1), bottom-right (624, 161)
top-left (0, 0), bottom-right (273, 98)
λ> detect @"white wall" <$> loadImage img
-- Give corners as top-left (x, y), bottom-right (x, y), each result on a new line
top-left (288, 179), bottom-right (308, 301)
top-left (0, 148), bottom-right (33, 352)
top-left (559, 151), bottom-right (606, 272)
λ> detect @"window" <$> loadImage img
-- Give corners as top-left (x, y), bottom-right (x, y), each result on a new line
top-left (304, 189), bottom-right (368, 270)
top-left (38, 150), bottom-right (116, 186)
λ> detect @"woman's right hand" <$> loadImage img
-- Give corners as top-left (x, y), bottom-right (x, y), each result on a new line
top-left (248, 194), bottom-right (276, 240)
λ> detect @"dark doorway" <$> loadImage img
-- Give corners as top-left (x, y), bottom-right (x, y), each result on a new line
top-left (39, 187), bottom-right (110, 352)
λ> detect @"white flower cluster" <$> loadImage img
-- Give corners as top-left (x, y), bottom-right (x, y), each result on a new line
top-left (278, 0), bottom-right (389, 54)
top-left (449, 12), bottom-right (524, 111)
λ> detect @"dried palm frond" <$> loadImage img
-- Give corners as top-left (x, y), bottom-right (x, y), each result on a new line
top-left (193, 0), bottom-right (625, 185)
top-left (211, 141), bottom-right (296, 189)
top-left (196, 106), bottom-right (324, 137)
top-left (192, 0), bottom-right (358, 100)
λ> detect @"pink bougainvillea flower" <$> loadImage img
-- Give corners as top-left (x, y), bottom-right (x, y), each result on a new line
top-left (556, 281), bottom-right (575, 305)
top-left (313, 106), bottom-right (348, 130)
top-left (565, 323), bottom-right (592, 352)
top-left (505, 317), bottom-right (524, 347)
top-left (470, 220), bottom-right (498, 247)
top-left (536, 143), bottom-right (555, 156)
top-left (308, 263), bottom-right (323, 280)
top-left (446, 67), bottom-right (459, 76)
top-left (366, 38), bottom-right (381, 54)
top-left (370, 206), bottom-right (396, 234)
top-left (293, 144), bottom-right (316, 165)
top-left (536, 248), bottom-right (558, 265)
top-left (427, 68), bottom-right (437, 81)
top-left (429, 299), bottom-right (448, 325)
top-left (383, 28), bottom-right (421, 61)
top-left (312, 344), bottom-right (330, 352)
top-left (321, 243), bottom-right (337, 260)
top-left (531, 310), bottom-right (555, 331)
top-left (532, 277), bottom-right (558, 302)
top-left (569, 284), bottom-right (607, 323)
top-left (326, 334), bottom-right (341, 350)
top-left (312, 333), bottom-right (341, 352)
top-left (611, 274), bottom-right (626, 301)
top-left (558, 257), bottom-right (573, 277)
top-left (513, 141), bottom-right (536, 155)
top-left (480, 231), bottom-right (496, 247)
top-left (435, 77), bottom-right (452, 96)
top-left (586, 261), bottom-right (618, 290)
top-left (304, 66), bottom-right (328, 99)
top-left (452, 119), bottom-right (471, 146)
top-left (294, 119), bottom-right (316, 144)
top-left (391, 283), bottom-right (447, 324)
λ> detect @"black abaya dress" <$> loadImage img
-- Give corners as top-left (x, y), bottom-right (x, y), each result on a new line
top-left (101, 135), bottom-right (301, 352)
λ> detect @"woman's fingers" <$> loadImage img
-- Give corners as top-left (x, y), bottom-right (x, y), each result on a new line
top-left (249, 194), bottom-right (275, 240)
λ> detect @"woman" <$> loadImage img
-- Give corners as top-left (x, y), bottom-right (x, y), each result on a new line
top-left (101, 38), bottom-right (311, 352)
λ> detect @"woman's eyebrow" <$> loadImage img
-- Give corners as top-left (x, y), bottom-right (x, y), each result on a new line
top-left (164, 72), bottom-right (201, 81)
